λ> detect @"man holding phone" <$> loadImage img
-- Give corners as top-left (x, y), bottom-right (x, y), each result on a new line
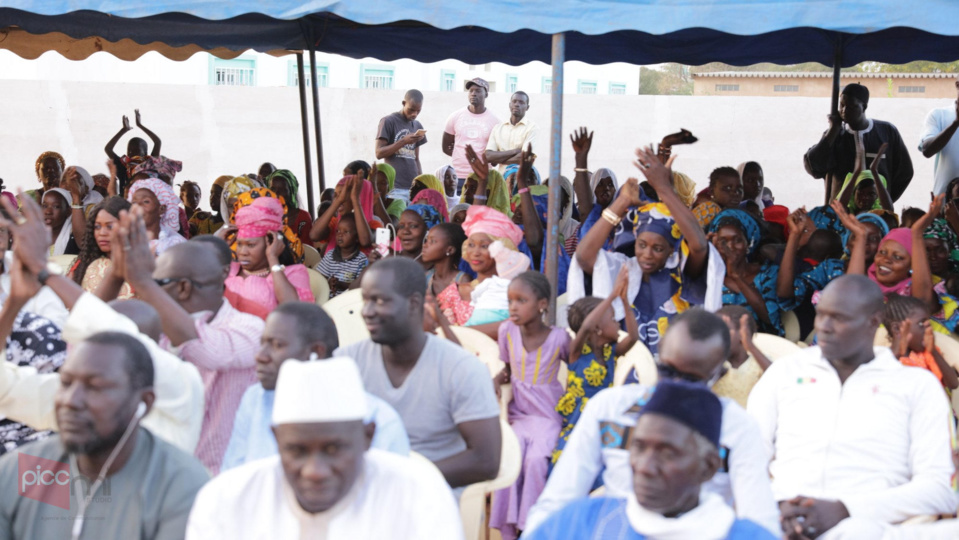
top-left (376, 89), bottom-right (427, 203)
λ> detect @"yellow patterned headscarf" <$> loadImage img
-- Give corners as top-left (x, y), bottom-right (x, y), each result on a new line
top-left (672, 171), bottom-right (697, 208)
top-left (230, 187), bottom-right (304, 263)
top-left (462, 170), bottom-right (511, 216)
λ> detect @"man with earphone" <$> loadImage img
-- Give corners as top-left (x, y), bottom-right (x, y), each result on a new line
top-left (0, 332), bottom-right (209, 540)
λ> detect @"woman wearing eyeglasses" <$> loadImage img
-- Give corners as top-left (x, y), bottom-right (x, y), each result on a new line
top-left (219, 197), bottom-right (313, 320)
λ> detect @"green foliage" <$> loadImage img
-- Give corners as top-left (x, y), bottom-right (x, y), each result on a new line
top-left (639, 64), bottom-right (693, 95)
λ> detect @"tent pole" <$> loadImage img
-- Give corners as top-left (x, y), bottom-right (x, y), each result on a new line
top-left (296, 52), bottom-right (315, 216)
top-left (830, 42), bottom-right (842, 116)
top-left (827, 41), bottom-right (843, 204)
top-left (545, 32), bottom-right (565, 325)
top-left (308, 43), bottom-right (325, 218)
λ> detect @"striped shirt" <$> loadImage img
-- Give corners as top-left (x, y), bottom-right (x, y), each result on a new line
top-left (316, 248), bottom-right (369, 298)
top-left (162, 298), bottom-right (261, 474)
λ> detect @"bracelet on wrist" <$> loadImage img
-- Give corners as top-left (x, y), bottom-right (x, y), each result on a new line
top-left (574, 168), bottom-right (589, 173)
top-left (601, 208), bottom-right (623, 226)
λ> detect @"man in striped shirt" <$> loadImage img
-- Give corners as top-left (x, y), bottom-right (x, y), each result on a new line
top-left (119, 211), bottom-right (261, 474)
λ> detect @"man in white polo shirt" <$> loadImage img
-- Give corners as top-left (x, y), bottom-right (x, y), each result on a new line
top-left (748, 275), bottom-right (957, 539)
top-left (525, 309), bottom-right (780, 536)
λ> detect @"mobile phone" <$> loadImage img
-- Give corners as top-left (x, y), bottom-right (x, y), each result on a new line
top-left (415, 129), bottom-right (427, 136)
top-left (376, 227), bottom-right (390, 249)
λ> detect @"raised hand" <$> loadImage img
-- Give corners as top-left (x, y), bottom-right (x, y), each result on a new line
top-left (897, 320), bottom-right (912, 358)
top-left (634, 144), bottom-right (673, 197)
top-left (465, 144), bottom-right (489, 181)
top-left (617, 177), bottom-right (643, 207)
top-left (135, 109), bottom-right (143, 127)
top-left (786, 207), bottom-right (808, 238)
top-left (119, 206), bottom-right (157, 287)
top-left (830, 200), bottom-right (866, 237)
top-left (0, 194), bottom-right (49, 275)
top-left (515, 144), bottom-right (535, 191)
top-left (122, 115), bottom-right (131, 131)
top-left (570, 127), bottom-right (593, 157)
top-left (265, 230), bottom-right (285, 265)
top-left (870, 142), bottom-right (888, 178)
top-left (923, 324), bottom-right (935, 354)
top-left (912, 194), bottom-right (945, 233)
top-left (612, 265), bottom-right (630, 300)
top-left (351, 172), bottom-right (365, 201)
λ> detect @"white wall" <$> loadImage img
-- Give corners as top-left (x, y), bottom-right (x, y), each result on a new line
top-left (0, 79), bottom-right (945, 215)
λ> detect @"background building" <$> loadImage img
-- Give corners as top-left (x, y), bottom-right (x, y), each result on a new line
top-left (693, 71), bottom-right (957, 98)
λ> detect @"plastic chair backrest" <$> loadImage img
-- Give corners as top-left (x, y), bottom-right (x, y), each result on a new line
top-left (752, 332), bottom-right (803, 362)
top-left (446, 326), bottom-right (502, 378)
top-left (50, 254), bottom-right (77, 273)
top-left (781, 310), bottom-right (801, 343)
top-left (613, 339), bottom-right (656, 386)
top-left (555, 292), bottom-right (570, 330)
top-left (459, 419), bottom-right (521, 540)
top-left (303, 244), bottom-right (322, 269)
top-left (321, 289), bottom-right (368, 346)
top-left (306, 268), bottom-right (331, 306)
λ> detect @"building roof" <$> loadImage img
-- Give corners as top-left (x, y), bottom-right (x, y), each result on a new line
top-left (692, 71), bottom-right (957, 79)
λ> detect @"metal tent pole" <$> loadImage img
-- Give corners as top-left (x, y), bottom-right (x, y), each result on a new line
top-left (295, 52), bottom-right (315, 214)
top-left (308, 43), bottom-right (326, 218)
top-left (826, 41), bottom-right (843, 203)
top-left (545, 33), bottom-right (565, 325)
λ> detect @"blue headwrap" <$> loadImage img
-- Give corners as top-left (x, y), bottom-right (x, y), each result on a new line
top-left (708, 208), bottom-right (761, 256)
top-left (807, 205), bottom-right (845, 235)
top-left (405, 204), bottom-right (442, 230)
top-left (843, 211), bottom-right (892, 254)
top-left (505, 164), bottom-right (542, 196)
top-left (631, 203), bottom-right (683, 252)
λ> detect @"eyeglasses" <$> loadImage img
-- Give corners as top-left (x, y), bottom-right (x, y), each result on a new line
top-left (153, 277), bottom-right (218, 288)
top-left (655, 361), bottom-right (706, 383)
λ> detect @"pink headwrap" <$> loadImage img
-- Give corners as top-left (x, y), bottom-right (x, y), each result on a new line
top-left (336, 176), bottom-right (375, 220)
top-left (867, 228), bottom-right (914, 296)
top-left (128, 178), bottom-right (180, 230)
top-left (412, 188), bottom-right (450, 223)
top-left (131, 156), bottom-right (183, 182)
top-left (235, 196), bottom-right (284, 239)
top-left (1, 192), bottom-right (17, 210)
top-left (462, 205), bottom-right (523, 248)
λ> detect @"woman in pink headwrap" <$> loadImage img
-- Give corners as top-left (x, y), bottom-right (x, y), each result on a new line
top-left (845, 195), bottom-right (959, 333)
top-left (224, 197), bottom-right (314, 320)
top-left (127, 177), bottom-right (186, 256)
top-left (309, 173), bottom-right (382, 255)
top-left (411, 188), bottom-right (450, 223)
top-left (436, 205), bottom-right (531, 338)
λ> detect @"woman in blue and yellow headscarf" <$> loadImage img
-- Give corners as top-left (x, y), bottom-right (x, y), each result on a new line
top-left (569, 151), bottom-right (724, 359)
top-left (709, 208), bottom-right (794, 336)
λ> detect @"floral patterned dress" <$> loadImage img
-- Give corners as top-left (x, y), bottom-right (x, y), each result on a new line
top-left (550, 342), bottom-right (617, 471)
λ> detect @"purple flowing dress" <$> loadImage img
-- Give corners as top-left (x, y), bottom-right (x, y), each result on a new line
top-left (490, 321), bottom-right (569, 540)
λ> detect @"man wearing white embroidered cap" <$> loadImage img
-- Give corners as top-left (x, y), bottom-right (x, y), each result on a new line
top-left (186, 358), bottom-right (464, 539)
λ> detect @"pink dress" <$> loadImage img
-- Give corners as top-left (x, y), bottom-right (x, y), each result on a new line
top-left (490, 321), bottom-right (569, 540)
top-left (224, 261), bottom-right (314, 320)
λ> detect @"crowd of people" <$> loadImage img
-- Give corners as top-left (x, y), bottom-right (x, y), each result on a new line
top-left (0, 77), bottom-right (958, 539)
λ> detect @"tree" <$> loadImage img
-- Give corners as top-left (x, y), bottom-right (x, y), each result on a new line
top-left (639, 64), bottom-right (693, 95)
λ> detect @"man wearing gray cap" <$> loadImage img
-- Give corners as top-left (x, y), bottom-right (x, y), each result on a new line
top-left (442, 77), bottom-right (500, 189)
top-left (186, 358), bottom-right (463, 539)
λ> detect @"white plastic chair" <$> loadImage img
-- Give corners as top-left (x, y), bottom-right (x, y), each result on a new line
top-left (781, 309), bottom-right (801, 343)
top-left (613, 339), bottom-right (657, 386)
top-left (306, 267), bottom-right (330, 306)
top-left (459, 418), bottom-right (521, 540)
top-left (321, 289), bottom-right (368, 346)
top-left (302, 244), bottom-right (322, 269)
top-left (752, 332), bottom-right (803, 362)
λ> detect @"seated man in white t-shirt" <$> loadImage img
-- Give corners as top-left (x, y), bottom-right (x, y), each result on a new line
top-left (334, 257), bottom-right (501, 488)
top-left (748, 275), bottom-right (957, 539)
top-left (525, 309), bottom-right (780, 536)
